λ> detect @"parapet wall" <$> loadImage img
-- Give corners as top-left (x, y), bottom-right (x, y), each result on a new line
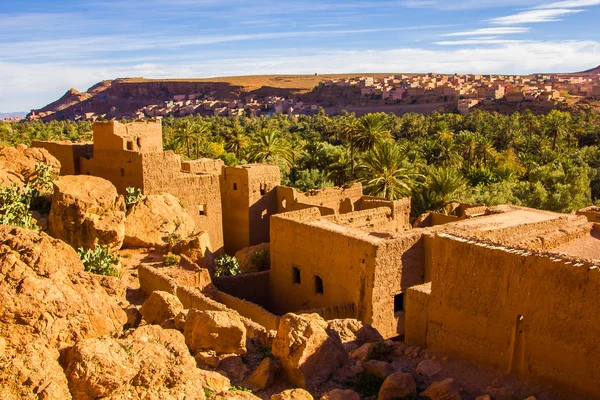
top-left (93, 120), bottom-right (163, 153)
top-left (214, 271), bottom-right (271, 309)
top-left (277, 183), bottom-right (363, 214)
top-left (426, 233), bottom-right (600, 398)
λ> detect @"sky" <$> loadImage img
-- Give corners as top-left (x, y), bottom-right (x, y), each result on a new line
top-left (1, 0), bottom-right (600, 112)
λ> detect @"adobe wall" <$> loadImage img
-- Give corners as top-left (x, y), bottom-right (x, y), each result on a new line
top-left (93, 120), bottom-right (163, 153)
top-left (276, 186), bottom-right (336, 215)
top-left (426, 234), bottom-right (600, 398)
top-left (405, 282), bottom-right (431, 348)
top-left (220, 164), bottom-right (280, 254)
top-left (181, 158), bottom-right (225, 175)
top-left (31, 141), bottom-right (93, 175)
top-left (276, 183), bottom-right (363, 215)
top-left (324, 197), bottom-right (411, 233)
top-left (577, 206), bottom-right (600, 223)
top-left (298, 303), bottom-right (357, 320)
top-left (80, 150), bottom-right (145, 194)
top-left (269, 208), bottom-right (378, 324)
top-left (213, 290), bottom-right (280, 332)
top-left (214, 271), bottom-right (271, 309)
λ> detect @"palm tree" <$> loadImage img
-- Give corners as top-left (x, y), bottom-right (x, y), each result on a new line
top-left (192, 122), bottom-right (209, 160)
top-left (455, 130), bottom-right (477, 168)
top-left (173, 119), bottom-right (196, 158)
top-left (357, 142), bottom-right (423, 200)
top-left (342, 113), bottom-right (392, 177)
top-left (327, 150), bottom-right (353, 187)
top-left (225, 126), bottom-right (249, 158)
top-left (247, 129), bottom-right (293, 167)
top-left (425, 165), bottom-right (468, 213)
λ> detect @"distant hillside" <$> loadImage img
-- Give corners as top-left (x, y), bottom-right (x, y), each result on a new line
top-left (576, 65), bottom-right (600, 75)
top-left (0, 112), bottom-right (26, 119)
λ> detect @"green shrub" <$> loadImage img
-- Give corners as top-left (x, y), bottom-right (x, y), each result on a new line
top-left (214, 255), bottom-right (240, 277)
top-left (78, 245), bottom-right (120, 277)
top-left (230, 386), bottom-right (252, 393)
top-left (251, 249), bottom-right (270, 271)
top-left (125, 187), bottom-right (144, 210)
top-left (0, 184), bottom-right (38, 230)
top-left (163, 252), bottom-right (181, 266)
top-left (203, 388), bottom-right (213, 399)
top-left (28, 162), bottom-right (55, 195)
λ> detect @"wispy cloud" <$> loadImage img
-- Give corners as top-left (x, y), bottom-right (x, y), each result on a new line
top-left (435, 38), bottom-right (527, 45)
top-left (489, 8), bottom-right (583, 24)
top-left (536, 0), bottom-right (600, 8)
top-left (442, 27), bottom-right (530, 36)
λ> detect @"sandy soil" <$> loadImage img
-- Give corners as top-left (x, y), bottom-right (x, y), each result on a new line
top-left (552, 230), bottom-right (600, 261)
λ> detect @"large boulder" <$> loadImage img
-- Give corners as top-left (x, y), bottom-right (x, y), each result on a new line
top-left (0, 225), bottom-right (127, 399)
top-left (140, 290), bottom-right (184, 326)
top-left (234, 242), bottom-right (270, 273)
top-left (124, 193), bottom-right (195, 248)
top-left (63, 325), bottom-right (211, 400)
top-left (320, 389), bottom-right (360, 400)
top-left (377, 371), bottom-right (417, 400)
top-left (172, 231), bottom-right (213, 267)
top-left (246, 357), bottom-right (279, 391)
top-left (272, 313), bottom-right (348, 390)
top-left (0, 145), bottom-right (60, 188)
top-left (214, 392), bottom-right (261, 400)
top-left (327, 319), bottom-right (383, 345)
top-left (271, 389), bottom-right (314, 400)
top-left (421, 378), bottom-right (461, 400)
top-left (48, 175), bottom-right (126, 251)
top-left (184, 309), bottom-right (247, 355)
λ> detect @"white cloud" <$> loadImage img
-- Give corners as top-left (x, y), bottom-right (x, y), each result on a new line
top-left (489, 8), bottom-right (583, 24)
top-left (536, 0), bottom-right (600, 8)
top-left (435, 38), bottom-right (526, 45)
top-left (2, 40), bottom-right (599, 112)
top-left (442, 27), bottom-right (530, 36)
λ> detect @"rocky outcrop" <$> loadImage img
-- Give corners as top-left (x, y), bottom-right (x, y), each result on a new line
top-left (363, 360), bottom-right (396, 379)
top-left (272, 389), bottom-right (314, 400)
top-left (377, 371), bottom-right (417, 400)
top-left (124, 193), bottom-right (195, 248)
top-left (272, 313), bottom-right (348, 390)
top-left (234, 242), bottom-right (270, 273)
top-left (327, 319), bottom-right (383, 345)
top-left (172, 231), bottom-right (213, 267)
top-left (140, 290), bottom-right (184, 326)
top-left (0, 225), bottom-right (126, 399)
top-left (0, 145), bottom-right (60, 187)
top-left (421, 378), bottom-right (461, 400)
top-left (48, 175), bottom-right (126, 251)
top-left (63, 325), bottom-right (211, 400)
top-left (247, 357), bottom-right (279, 391)
top-left (184, 309), bottom-right (247, 355)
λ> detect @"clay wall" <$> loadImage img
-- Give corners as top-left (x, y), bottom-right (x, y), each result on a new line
top-left (276, 183), bottom-right (363, 215)
top-left (298, 303), bottom-right (357, 320)
top-left (426, 234), bottom-right (600, 398)
top-left (31, 141), bottom-right (93, 175)
top-left (138, 264), bottom-right (178, 296)
top-left (577, 206), bottom-right (600, 223)
top-left (404, 282), bottom-right (431, 348)
top-left (80, 150), bottom-right (145, 194)
top-left (181, 158), bottom-right (225, 175)
top-left (431, 213), bottom-right (460, 226)
top-left (93, 120), bottom-right (163, 153)
top-left (269, 208), bottom-right (378, 324)
top-left (213, 271), bottom-right (270, 309)
top-left (220, 164), bottom-right (280, 254)
top-left (276, 186), bottom-right (336, 215)
top-left (213, 290), bottom-right (280, 331)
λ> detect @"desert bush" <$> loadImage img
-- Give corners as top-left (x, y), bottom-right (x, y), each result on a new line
top-left (125, 187), bottom-right (143, 210)
top-left (163, 252), bottom-right (181, 266)
top-left (230, 386), bottom-right (252, 393)
top-left (251, 249), bottom-right (270, 271)
top-left (78, 245), bottom-right (120, 277)
top-left (214, 255), bottom-right (240, 277)
top-left (0, 184), bottom-right (38, 230)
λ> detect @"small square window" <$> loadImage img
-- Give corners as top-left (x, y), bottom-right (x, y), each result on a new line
top-left (292, 266), bottom-right (301, 284)
top-left (199, 204), bottom-right (207, 216)
top-left (233, 183), bottom-right (238, 190)
top-left (126, 141), bottom-right (134, 150)
top-left (260, 183), bottom-right (266, 196)
top-left (394, 293), bottom-right (404, 313)
top-left (120, 168), bottom-right (125, 177)
top-left (315, 275), bottom-right (324, 294)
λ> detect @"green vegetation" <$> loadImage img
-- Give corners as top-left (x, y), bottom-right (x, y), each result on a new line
top-left (77, 245), bottom-right (120, 277)
top-left (163, 252), bottom-right (181, 266)
top-left (0, 163), bottom-right (55, 230)
top-left (230, 386), bottom-right (253, 393)
top-left (4, 108), bottom-right (600, 215)
top-left (125, 187), bottom-right (144, 210)
top-left (251, 249), bottom-right (270, 271)
top-left (214, 254), bottom-right (240, 277)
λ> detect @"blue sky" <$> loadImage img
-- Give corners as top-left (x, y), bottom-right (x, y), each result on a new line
top-left (1, 0), bottom-right (599, 112)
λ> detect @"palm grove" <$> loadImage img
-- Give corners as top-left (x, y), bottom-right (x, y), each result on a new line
top-left (1, 108), bottom-right (599, 216)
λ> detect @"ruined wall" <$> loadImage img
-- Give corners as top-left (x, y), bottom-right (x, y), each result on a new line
top-left (370, 230), bottom-right (427, 338)
top-left (93, 120), bottom-right (163, 153)
top-left (213, 290), bottom-right (279, 332)
top-left (220, 164), bottom-right (280, 254)
top-left (577, 206), bottom-right (600, 223)
top-left (277, 183), bottom-right (363, 215)
top-left (181, 158), bottom-right (224, 175)
top-left (427, 234), bottom-right (600, 398)
top-left (430, 213), bottom-right (460, 226)
top-left (405, 282), bottom-right (431, 348)
top-left (31, 141), bottom-right (93, 175)
top-left (80, 151), bottom-right (145, 194)
top-left (269, 208), bottom-right (377, 325)
top-left (214, 271), bottom-right (270, 309)
top-left (298, 303), bottom-right (357, 320)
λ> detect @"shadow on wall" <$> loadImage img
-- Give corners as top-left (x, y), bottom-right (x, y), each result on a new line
top-left (248, 189), bottom-right (278, 247)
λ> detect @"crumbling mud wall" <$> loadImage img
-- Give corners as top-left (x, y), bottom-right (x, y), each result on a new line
top-left (181, 158), bottom-right (224, 175)
top-left (298, 303), bottom-right (357, 320)
top-left (426, 234), bottom-right (600, 398)
top-left (31, 141), bottom-right (92, 175)
top-left (220, 164), bottom-right (280, 254)
top-left (269, 208), bottom-right (377, 324)
top-left (577, 206), bottom-right (600, 223)
top-left (213, 290), bottom-right (279, 332)
top-left (404, 282), bottom-right (431, 349)
top-left (214, 271), bottom-right (270, 309)
top-left (276, 183), bottom-right (363, 215)
top-left (93, 120), bottom-right (163, 153)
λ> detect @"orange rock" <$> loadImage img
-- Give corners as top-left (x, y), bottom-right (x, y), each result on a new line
top-left (377, 371), bottom-right (417, 400)
top-left (421, 378), bottom-right (461, 400)
top-left (271, 388), bottom-right (314, 400)
top-left (184, 309), bottom-right (247, 355)
top-left (247, 357), bottom-right (279, 391)
top-left (140, 290), bottom-right (184, 326)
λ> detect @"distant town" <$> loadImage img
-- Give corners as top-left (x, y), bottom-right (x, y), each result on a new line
top-left (10, 69), bottom-right (600, 122)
